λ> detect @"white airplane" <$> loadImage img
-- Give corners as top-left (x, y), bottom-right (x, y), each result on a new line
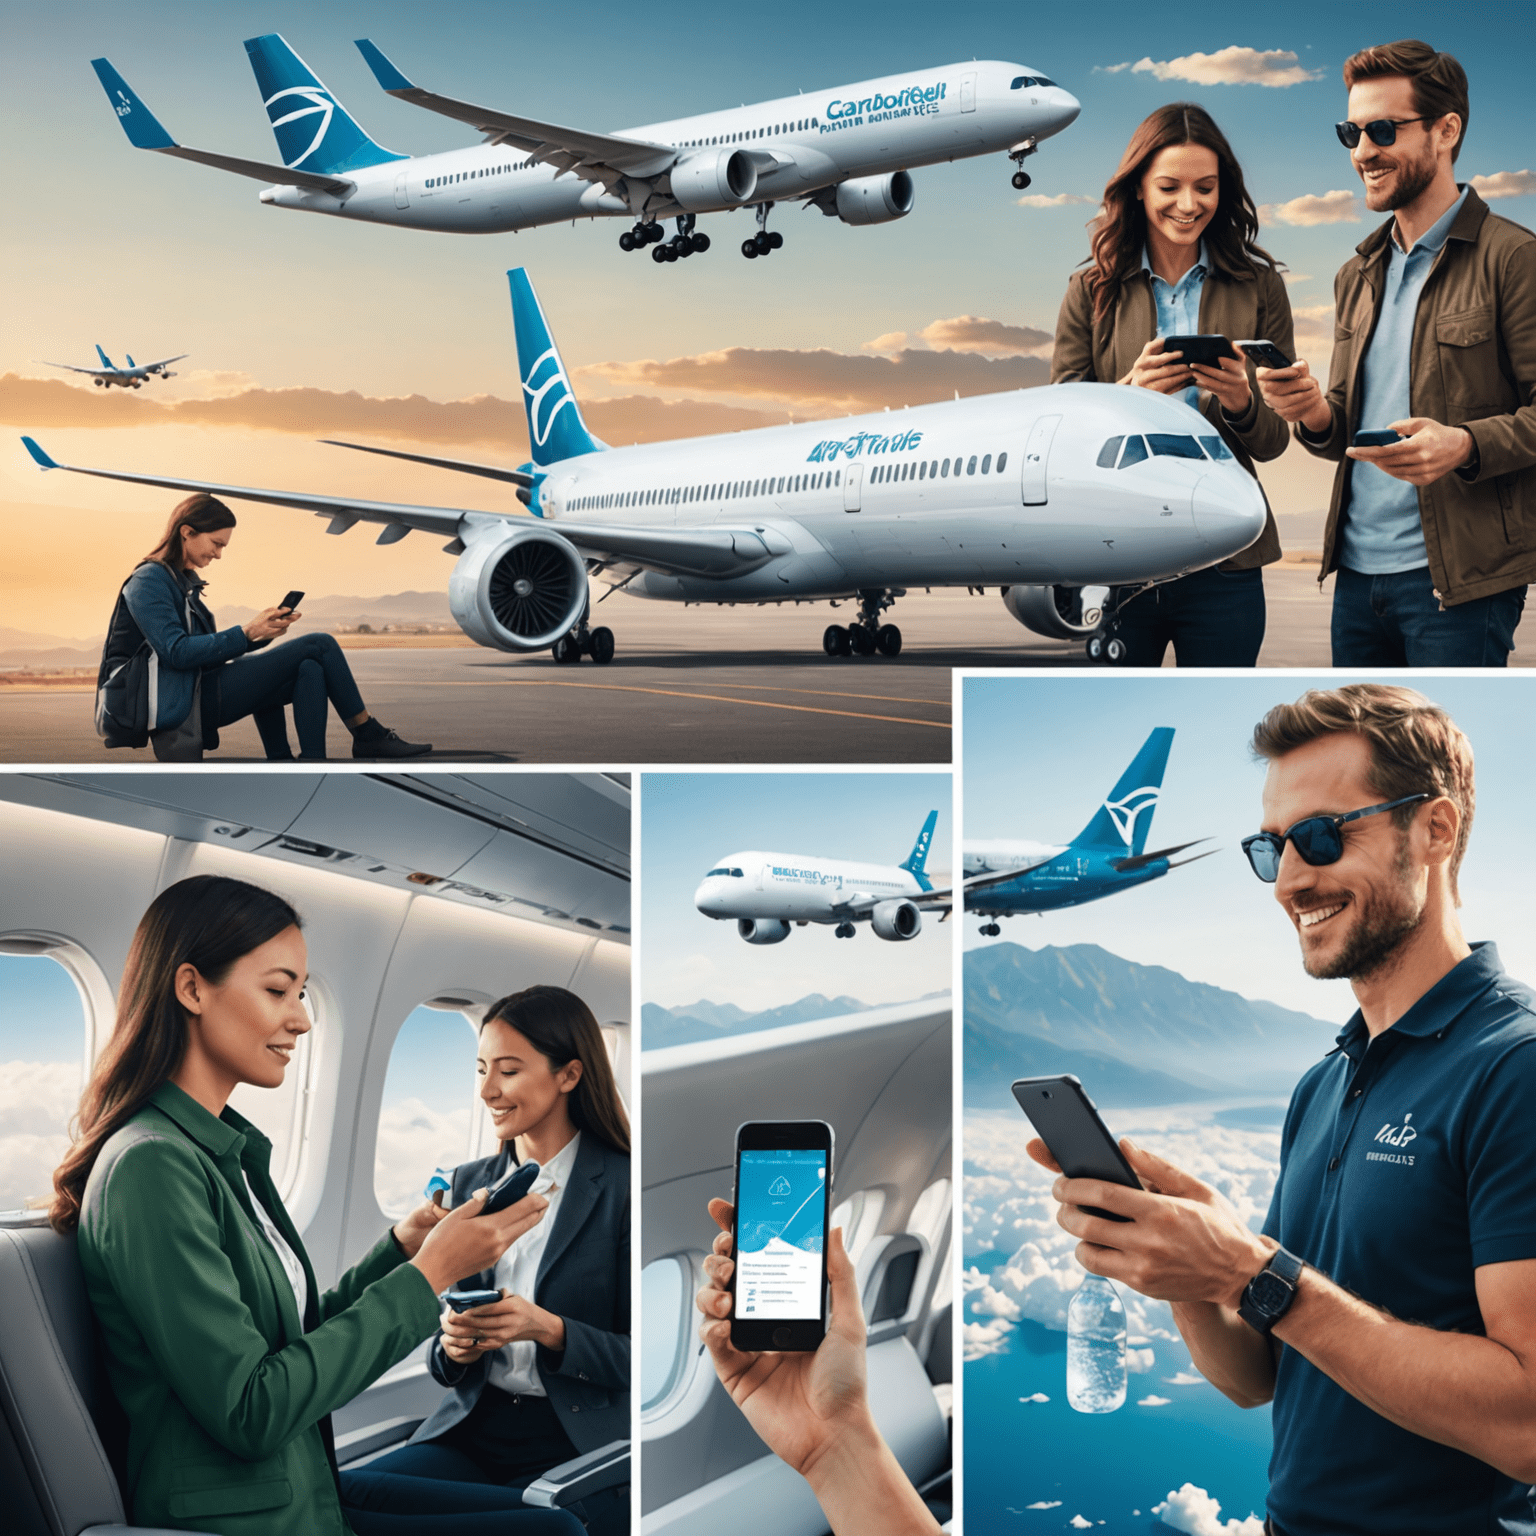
top-left (91, 33), bottom-right (1079, 261)
top-left (20, 268), bottom-right (1268, 663)
top-left (37, 343), bottom-right (187, 389)
top-left (695, 811), bottom-right (952, 942)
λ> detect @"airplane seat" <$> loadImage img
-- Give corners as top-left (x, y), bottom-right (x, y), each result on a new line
top-left (0, 1213), bottom-right (214, 1536)
top-left (521, 1437), bottom-right (630, 1510)
top-left (856, 1232), bottom-right (927, 1347)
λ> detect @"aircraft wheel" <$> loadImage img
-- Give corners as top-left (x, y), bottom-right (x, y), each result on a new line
top-left (848, 624), bottom-right (876, 656)
top-left (768, 230), bottom-right (783, 249)
top-left (822, 624), bottom-right (848, 657)
top-left (132, 381), bottom-right (142, 388)
top-left (619, 231), bottom-right (636, 252)
top-left (551, 634), bottom-right (582, 664)
top-left (644, 222), bottom-right (664, 242)
top-left (588, 626), bottom-right (615, 664)
top-left (94, 378), bottom-right (104, 386)
top-left (675, 237), bottom-right (692, 258)
top-left (876, 623), bottom-right (902, 657)
top-left (1012, 170), bottom-right (1032, 190)
top-left (1085, 633), bottom-right (1106, 664)
top-left (1106, 637), bottom-right (1128, 665)
top-left (741, 239), bottom-right (758, 259)
top-left (754, 232), bottom-right (773, 256)
top-left (691, 232), bottom-right (710, 253)
top-left (652, 245), bottom-right (668, 264)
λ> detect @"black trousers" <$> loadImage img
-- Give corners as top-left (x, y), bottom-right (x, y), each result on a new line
top-left (1105, 565), bottom-right (1266, 667)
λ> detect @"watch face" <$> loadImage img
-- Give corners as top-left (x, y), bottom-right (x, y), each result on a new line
top-left (1249, 1269), bottom-right (1293, 1315)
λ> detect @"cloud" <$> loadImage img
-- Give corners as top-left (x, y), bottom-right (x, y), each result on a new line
top-left (862, 331), bottom-right (911, 357)
top-left (1019, 1393), bottom-right (1050, 1403)
top-left (1152, 1484), bottom-right (1265, 1536)
top-left (1281, 272), bottom-right (1314, 286)
top-left (1469, 170), bottom-right (1536, 200)
top-left (1109, 48), bottom-right (1319, 87)
top-left (0, 1059), bottom-right (80, 1210)
top-left (963, 1319), bottom-right (1015, 1360)
top-left (916, 316), bottom-right (1054, 358)
top-left (1069, 1517), bottom-right (1093, 1530)
top-left (1016, 193), bottom-right (1099, 209)
top-left (1259, 191), bottom-right (1360, 226)
top-left (1139, 1394), bottom-right (1172, 1406)
top-left (1165, 1370), bottom-right (1206, 1386)
top-left (1026, 1500), bottom-right (1062, 1508)
top-left (373, 1096), bottom-right (472, 1217)
top-left (1290, 303), bottom-right (1337, 342)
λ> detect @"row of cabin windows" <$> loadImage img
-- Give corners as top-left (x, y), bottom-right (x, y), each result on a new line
top-left (426, 159), bottom-right (538, 189)
top-left (1096, 433), bottom-right (1236, 469)
top-left (572, 468), bottom-right (842, 513)
top-left (681, 117), bottom-right (818, 148)
top-left (869, 451), bottom-right (1009, 484)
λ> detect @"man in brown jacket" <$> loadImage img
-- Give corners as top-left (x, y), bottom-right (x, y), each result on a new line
top-left (1258, 40), bottom-right (1536, 666)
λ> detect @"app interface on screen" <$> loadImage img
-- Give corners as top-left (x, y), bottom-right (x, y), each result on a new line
top-left (735, 1147), bottom-right (828, 1320)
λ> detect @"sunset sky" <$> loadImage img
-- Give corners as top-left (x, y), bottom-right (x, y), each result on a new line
top-left (3, 0), bottom-right (1528, 637)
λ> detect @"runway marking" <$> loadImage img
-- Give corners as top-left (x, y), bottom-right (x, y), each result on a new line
top-left (393, 678), bottom-right (949, 730)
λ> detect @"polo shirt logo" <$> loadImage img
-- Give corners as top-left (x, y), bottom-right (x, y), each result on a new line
top-left (1366, 1112), bottom-right (1418, 1165)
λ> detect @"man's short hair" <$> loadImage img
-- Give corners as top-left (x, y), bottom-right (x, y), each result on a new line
top-left (1250, 684), bottom-right (1475, 902)
top-left (1343, 39), bottom-right (1469, 163)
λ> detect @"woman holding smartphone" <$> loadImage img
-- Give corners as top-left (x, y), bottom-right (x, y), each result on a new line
top-left (1053, 102), bottom-right (1294, 666)
top-left (369, 987), bottom-right (630, 1536)
top-left (109, 492), bottom-right (429, 760)
top-left (54, 875), bottom-right (580, 1535)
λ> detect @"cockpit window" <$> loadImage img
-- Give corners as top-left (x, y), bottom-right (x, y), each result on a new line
top-left (1118, 434), bottom-right (1149, 468)
top-left (1096, 436), bottom-right (1123, 469)
top-left (1147, 434), bottom-right (1206, 460)
top-left (1010, 75), bottom-right (1055, 89)
top-left (705, 867), bottom-right (743, 878)
top-left (1199, 435), bottom-right (1235, 461)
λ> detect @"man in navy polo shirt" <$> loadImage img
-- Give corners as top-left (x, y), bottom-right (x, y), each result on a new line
top-left (1031, 683), bottom-right (1536, 1534)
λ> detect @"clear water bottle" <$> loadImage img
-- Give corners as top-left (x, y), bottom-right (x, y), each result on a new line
top-left (1066, 1274), bottom-right (1127, 1413)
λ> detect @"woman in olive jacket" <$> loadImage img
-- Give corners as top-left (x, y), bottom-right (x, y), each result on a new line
top-left (1052, 102), bottom-right (1295, 666)
top-left (55, 875), bottom-right (581, 1536)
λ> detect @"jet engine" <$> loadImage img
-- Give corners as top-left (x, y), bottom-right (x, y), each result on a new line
top-left (834, 171), bottom-right (915, 226)
top-left (738, 918), bottom-right (790, 945)
top-left (669, 148), bottom-right (758, 211)
top-left (1002, 584), bottom-right (1109, 640)
top-left (870, 899), bottom-right (922, 941)
top-left (449, 525), bottom-right (589, 652)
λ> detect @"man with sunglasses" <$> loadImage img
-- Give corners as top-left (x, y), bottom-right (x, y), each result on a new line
top-left (1031, 684), bottom-right (1536, 1534)
top-left (1254, 40), bottom-right (1536, 666)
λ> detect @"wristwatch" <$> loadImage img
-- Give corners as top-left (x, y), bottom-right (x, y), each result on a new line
top-left (1238, 1246), bottom-right (1304, 1334)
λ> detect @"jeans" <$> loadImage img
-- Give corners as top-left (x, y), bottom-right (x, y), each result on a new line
top-left (1330, 566), bottom-right (1526, 666)
top-left (339, 1462), bottom-right (583, 1535)
top-left (1106, 565), bottom-right (1266, 667)
top-left (215, 633), bottom-right (367, 759)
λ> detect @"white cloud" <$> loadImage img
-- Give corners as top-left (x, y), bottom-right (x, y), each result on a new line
top-left (1469, 170), bottom-right (1536, 200)
top-left (1282, 272), bottom-right (1314, 285)
top-left (1016, 193), bottom-right (1099, 209)
top-left (1026, 1500), bottom-right (1062, 1509)
top-left (1153, 1484), bottom-right (1265, 1536)
top-left (1127, 1346), bottom-right (1157, 1373)
top-left (1104, 48), bottom-right (1319, 87)
top-left (1139, 1394), bottom-right (1173, 1406)
top-left (373, 1095), bottom-right (473, 1218)
top-left (1165, 1370), bottom-right (1206, 1386)
top-left (1291, 302), bottom-right (1337, 342)
top-left (963, 1318), bottom-right (1016, 1360)
top-left (0, 1060), bottom-right (80, 1210)
top-left (861, 331), bottom-right (911, 357)
top-left (1259, 191), bottom-right (1360, 226)
top-left (1070, 1517), bottom-right (1093, 1530)
top-left (1019, 1392), bottom-right (1050, 1403)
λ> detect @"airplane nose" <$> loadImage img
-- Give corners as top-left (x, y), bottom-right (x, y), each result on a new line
top-left (1191, 469), bottom-right (1267, 558)
top-left (1052, 89), bottom-right (1081, 131)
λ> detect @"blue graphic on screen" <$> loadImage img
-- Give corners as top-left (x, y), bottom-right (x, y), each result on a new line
top-left (736, 1148), bottom-right (827, 1320)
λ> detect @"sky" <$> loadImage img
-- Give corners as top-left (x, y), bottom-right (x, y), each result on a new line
top-left (3, 1), bottom-right (1529, 636)
top-left (640, 770), bottom-right (952, 1011)
top-left (960, 672), bottom-right (1536, 1023)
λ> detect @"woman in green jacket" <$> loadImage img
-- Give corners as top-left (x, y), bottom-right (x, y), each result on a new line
top-left (52, 874), bottom-right (584, 1536)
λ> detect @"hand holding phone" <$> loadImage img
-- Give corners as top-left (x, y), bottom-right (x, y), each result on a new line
top-left (1161, 334), bottom-right (1239, 369)
top-left (1012, 1076), bottom-right (1142, 1222)
top-left (1235, 340), bottom-right (1293, 370)
top-left (480, 1159), bottom-right (540, 1215)
top-left (1351, 429), bottom-right (1405, 447)
top-left (278, 590), bottom-right (305, 613)
top-left (444, 1287), bottom-right (504, 1312)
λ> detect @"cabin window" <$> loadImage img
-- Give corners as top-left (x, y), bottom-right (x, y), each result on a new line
top-left (996, 451), bottom-right (1008, 473)
top-left (941, 459), bottom-right (951, 477)
top-left (981, 454), bottom-right (992, 473)
top-left (909, 1178), bottom-right (953, 1312)
top-left (641, 1253), bottom-right (698, 1411)
top-left (918, 461), bottom-right (927, 480)
top-left (967, 455), bottom-right (978, 475)
top-left (830, 1187), bottom-right (886, 1262)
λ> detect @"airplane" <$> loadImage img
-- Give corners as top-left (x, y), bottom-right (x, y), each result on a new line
top-left (91, 33), bottom-right (1080, 263)
top-left (695, 810), bottom-right (950, 942)
top-left (37, 343), bottom-right (187, 389)
top-left (0, 770), bottom-right (632, 1529)
top-left (965, 727), bottom-right (1215, 932)
top-left (19, 269), bottom-right (1269, 665)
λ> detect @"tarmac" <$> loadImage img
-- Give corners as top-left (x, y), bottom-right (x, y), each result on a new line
top-left (2, 568), bottom-right (1529, 765)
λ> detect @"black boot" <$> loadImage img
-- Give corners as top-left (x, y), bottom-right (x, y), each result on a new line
top-left (350, 717), bottom-right (431, 759)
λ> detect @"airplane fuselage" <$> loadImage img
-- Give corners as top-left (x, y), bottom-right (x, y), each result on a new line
top-left (968, 843), bottom-right (1172, 915)
top-left (696, 852), bottom-right (926, 926)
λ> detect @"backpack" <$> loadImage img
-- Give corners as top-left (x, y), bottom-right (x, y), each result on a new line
top-left (95, 578), bottom-right (156, 748)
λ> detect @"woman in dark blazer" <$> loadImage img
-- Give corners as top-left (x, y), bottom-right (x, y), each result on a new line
top-left (1053, 102), bottom-right (1296, 666)
top-left (370, 987), bottom-right (630, 1536)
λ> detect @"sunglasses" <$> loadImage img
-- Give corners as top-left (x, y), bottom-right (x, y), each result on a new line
top-left (1335, 115), bottom-right (1436, 149)
top-left (1241, 794), bottom-right (1429, 883)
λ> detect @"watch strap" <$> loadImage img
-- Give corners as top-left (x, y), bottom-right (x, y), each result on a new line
top-left (1238, 1245), bottom-right (1304, 1334)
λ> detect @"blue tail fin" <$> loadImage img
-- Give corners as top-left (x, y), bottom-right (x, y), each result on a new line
top-left (90, 58), bottom-right (178, 150)
top-left (95, 345), bottom-right (114, 369)
top-left (1073, 728), bottom-right (1175, 854)
top-left (900, 811), bottom-right (938, 892)
top-left (508, 269), bottom-right (603, 471)
top-left (243, 34), bottom-right (404, 174)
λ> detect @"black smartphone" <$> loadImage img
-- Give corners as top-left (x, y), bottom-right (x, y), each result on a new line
top-left (279, 590), bottom-right (305, 612)
top-left (1235, 339), bottom-right (1293, 369)
top-left (730, 1120), bottom-right (833, 1352)
top-left (479, 1159), bottom-right (540, 1215)
top-left (1011, 1075), bottom-right (1143, 1222)
top-left (1352, 429), bottom-right (1404, 447)
top-left (444, 1287), bottom-right (502, 1311)
top-left (1160, 334), bottom-right (1238, 368)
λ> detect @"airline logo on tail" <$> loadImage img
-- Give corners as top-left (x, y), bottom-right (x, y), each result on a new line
top-left (264, 84), bottom-right (338, 169)
top-left (1102, 786), bottom-right (1160, 847)
top-left (523, 346), bottom-right (577, 451)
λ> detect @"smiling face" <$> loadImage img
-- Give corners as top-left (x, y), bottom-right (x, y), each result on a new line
top-left (1261, 734), bottom-right (1428, 982)
top-left (180, 525), bottom-right (232, 570)
top-left (477, 1017), bottom-right (581, 1146)
top-left (1347, 76), bottom-right (1447, 213)
top-left (1138, 142), bottom-right (1220, 253)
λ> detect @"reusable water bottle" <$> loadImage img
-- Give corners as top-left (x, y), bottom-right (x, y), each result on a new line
top-left (1066, 1274), bottom-right (1127, 1413)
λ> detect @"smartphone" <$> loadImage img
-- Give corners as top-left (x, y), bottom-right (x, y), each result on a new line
top-left (479, 1158), bottom-right (540, 1215)
top-left (278, 590), bottom-right (305, 612)
top-left (1235, 340), bottom-right (1293, 369)
top-left (444, 1287), bottom-right (502, 1311)
top-left (1160, 334), bottom-right (1238, 368)
top-left (1011, 1075), bottom-right (1142, 1222)
top-left (730, 1120), bottom-right (833, 1352)
top-left (1352, 429), bottom-right (1404, 447)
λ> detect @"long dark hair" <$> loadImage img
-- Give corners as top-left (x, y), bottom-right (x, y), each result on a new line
top-left (51, 876), bottom-right (302, 1232)
top-left (143, 492), bottom-right (237, 569)
top-left (1086, 102), bottom-right (1277, 324)
top-left (482, 986), bottom-right (630, 1157)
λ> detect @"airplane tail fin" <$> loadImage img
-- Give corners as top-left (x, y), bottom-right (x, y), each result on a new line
top-left (243, 34), bottom-right (404, 174)
top-left (126, 354), bottom-right (136, 368)
top-left (94, 345), bottom-right (113, 369)
top-left (900, 810), bottom-right (938, 892)
top-left (1072, 727), bottom-right (1175, 854)
top-left (508, 268), bottom-right (604, 471)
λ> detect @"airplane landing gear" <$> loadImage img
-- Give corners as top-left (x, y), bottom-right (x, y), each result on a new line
top-left (1085, 633), bottom-right (1128, 665)
top-left (551, 621), bottom-right (615, 664)
top-left (622, 220), bottom-right (665, 252)
top-left (651, 214), bottom-right (710, 262)
top-left (834, 922), bottom-right (856, 938)
top-left (1008, 136), bottom-right (1039, 191)
top-left (742, 203), bottom-right (783, 258)
top-left (980, 922), bottom-right (1001, 937)
top-left (822, 590), bottom-right (903, 658)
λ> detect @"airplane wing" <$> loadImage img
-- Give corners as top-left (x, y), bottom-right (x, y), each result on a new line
top-left (37, 361), bottom-right (112, 378)
top-left (321, 438), bottom-right (536, 491)
top-left (355, 40), bottom-right (675, 189)
top-left (92, 58), bottom-right (353, 196)
top-left (139, 354), bottom-right (190, 372)
top-left (1109, 839), bottom-right (1214, 873)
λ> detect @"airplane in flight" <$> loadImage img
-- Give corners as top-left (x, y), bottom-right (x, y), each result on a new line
top-left (695, 811), bottom-right (950, 942)
top-left (20, 268), bottom-right (1268, 664)
top-left (91, 33), bottom-right (1079, 262)
top-left (37, 344), bottom-right (187, 389)
top-left (965, 727), bottom-right (1215, 932)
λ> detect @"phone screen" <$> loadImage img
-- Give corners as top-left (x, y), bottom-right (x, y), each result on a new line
top-left (735, 1147), bottom-right (828, 1320)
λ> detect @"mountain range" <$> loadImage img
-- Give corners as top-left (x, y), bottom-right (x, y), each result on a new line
top-left (643, 991), bottom-right (948, 1050)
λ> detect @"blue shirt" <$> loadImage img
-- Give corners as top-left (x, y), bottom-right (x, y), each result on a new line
top-left (1142, 241), bottom-right (1207, 410)
top-left (1339, 187), bottom-right (1470, 574)
top-left (1261, 942), bottom-right (1536, 1536)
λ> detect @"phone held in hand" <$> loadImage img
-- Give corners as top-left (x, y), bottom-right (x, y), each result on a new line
top-left (278, 590), bottom-right (304, 612)
top-left (444, 1287), bottom-right (502, 1312)
top-left (1160, 334), bottom-right (1238, 368)
top-left (1234, 340), bottom-right (1294, 369)
top-left (479, 1159), bottom-right (541, 1215)
top-left (1011, 1075), bottom-right (1143, 1223)
top-left (1352, 429), bottom-right (1405, 447)
top-left (731, 1119), bottom-right (834, 1352)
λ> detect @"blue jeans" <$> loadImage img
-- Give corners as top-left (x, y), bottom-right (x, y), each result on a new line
top-left (1331, 566), bottom-right (1526, 666)
top-left (339, 1461), bottom-right (583, 1534)
top-left (1106, 565), bottom-right (1266, 667)
top-left (215, 633), bottom-right (367, 759)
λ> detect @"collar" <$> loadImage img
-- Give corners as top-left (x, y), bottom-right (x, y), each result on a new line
top-left (530, 1131), bottom-right (582, 1195)
top-left (150, 1079), bottom-right (247, 1158)
top-left (1332, 942), bottom-right (1504, 1056)
top-left (1389, 184), bottom-right (1469, 256)
top-left (1357, 184), bottom-right (1486, 265)
top-left (1139, 239), bottom-right (1208, 285)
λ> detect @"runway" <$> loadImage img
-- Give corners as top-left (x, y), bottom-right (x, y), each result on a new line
top-left (1, 569), bottom-right (1527, 765)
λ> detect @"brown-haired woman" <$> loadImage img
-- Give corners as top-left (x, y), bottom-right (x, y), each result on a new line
top-left (110, 492), bottom-right (429, 759)
top-left (373, 986), bottom-right (630, 1536)
top-left (1053, 102), bottom-right (1295, 666)
top-left (59, 874), bottom-right (579, 1535)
